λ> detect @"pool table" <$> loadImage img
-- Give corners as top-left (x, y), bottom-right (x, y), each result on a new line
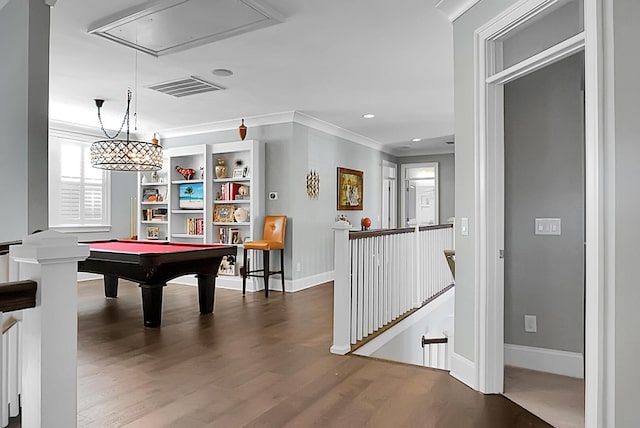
top-left (78, 240), bottom-right (236, 327)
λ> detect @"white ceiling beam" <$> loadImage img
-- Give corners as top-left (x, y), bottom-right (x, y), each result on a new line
top-left (434, 0), bottom-right (481, 21)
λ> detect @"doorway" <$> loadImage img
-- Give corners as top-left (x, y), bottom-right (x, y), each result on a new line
top-left (400, 163), bottom-right (439, 227)
top-left (381, 160), bottom-right (397, 229)
top-left (502, 52), bottom-right (585, 427)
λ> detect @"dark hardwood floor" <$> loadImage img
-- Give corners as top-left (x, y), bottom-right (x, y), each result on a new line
top-left (71, 279), bottom-right (551, 427)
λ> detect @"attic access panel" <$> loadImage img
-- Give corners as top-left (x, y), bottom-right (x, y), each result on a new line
top-left (88, 0), bottom-right (283, 57)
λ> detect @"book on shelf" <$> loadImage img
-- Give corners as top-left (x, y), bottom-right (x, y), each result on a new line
top-left (144, 208), bottom-right (167, 221)
top-left (186, 217), bottom-right (204, 235)
top-left (217, 182), bottom-right (249, 201)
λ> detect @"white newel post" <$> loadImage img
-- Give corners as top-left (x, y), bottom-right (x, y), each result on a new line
top-left (330, 222), bottom-right (351, 355)
top-left (9, 231), bottom-right (89, 428)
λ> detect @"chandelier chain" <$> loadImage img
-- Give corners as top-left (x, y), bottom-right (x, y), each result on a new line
top-left (97, 90), bottom-right (132, 140)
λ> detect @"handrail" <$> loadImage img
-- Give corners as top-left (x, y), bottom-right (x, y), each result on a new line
top-left (0, 280), bottom-right (37, 312)
top-left (422, 336), bottom-right (448, 347)
top-left (349, 223), bottom-right (453, 240)
top-left (0, 241), bottom-right (21, 256)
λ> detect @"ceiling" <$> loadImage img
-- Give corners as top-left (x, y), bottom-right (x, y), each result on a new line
top-left (49, 0), bottom-right (454, 156)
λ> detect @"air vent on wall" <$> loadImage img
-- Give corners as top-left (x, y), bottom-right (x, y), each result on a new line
top-left (148, 77), bottom-right (224, 98)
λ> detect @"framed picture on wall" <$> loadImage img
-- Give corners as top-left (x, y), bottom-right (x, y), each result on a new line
top-left (337, 167), bottom-right (363, 210)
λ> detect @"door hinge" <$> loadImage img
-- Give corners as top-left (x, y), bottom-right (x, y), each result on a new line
top-left (499, 249), bottom-right (504, 259)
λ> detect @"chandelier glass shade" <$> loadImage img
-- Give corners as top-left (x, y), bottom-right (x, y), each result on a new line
top-left (91, 90), bottom-right (163, 171)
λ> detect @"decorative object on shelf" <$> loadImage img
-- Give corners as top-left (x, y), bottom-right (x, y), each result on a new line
top-left (230, 229), bottom-right (241, 244)
top-left (214, 204), bottom-right (235, 222)
top-left (151, 171), bottom-right (159, 183)
top-left (336, 214), bottom-right (351, 225)
top-left (200, 166), bottom-right (204, 180)
top-left (178, 182), bottom-right (204, 209)
top-left (218, 254), bottom-right (236, 275)
top-left (361, 217), bottom-right (371, 231)
top-left (175, 166), bottom-right (196, 180)
top-left (239, 118), bottom-right (247, 141)
top-left (337, 167), bottom-right (363, 211)
top-left (141, 175), bottom-right (148, 184)
top-left (142, 189), bottom-right (159, 202)
top-left (243, 166), bottom-right (249, 177)
top-left (215, 157), bottom-right (227, 179)
top-left (91, 90), bottom-right (163, 171)
top-left (233, 168), bottom-right (244, 178)
top-left (238, 185), bottom-right (249, 198)
top-left (218, 227), bottom-right (227, 244)
top-left (234, 206), bottom-right (249, 223)
top-left (146, 226), bottom-right (159, 240)
top-left (306, 169), bottom-right (319, 200)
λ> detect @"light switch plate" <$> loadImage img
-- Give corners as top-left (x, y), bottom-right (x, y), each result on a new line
top-left (461, 217), bottom-right (469, 236)
top-left (535, 218), bottom-right (561, 235)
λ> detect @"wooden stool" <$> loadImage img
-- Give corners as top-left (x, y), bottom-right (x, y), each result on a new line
top-left (242, 216), bottom-right (287, 297)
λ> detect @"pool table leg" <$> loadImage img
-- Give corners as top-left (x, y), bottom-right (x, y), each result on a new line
top-left (197, 274), bottom-right (216, 314)
top-left (104, 275), bottom-right (119, 298)
top-left (140, 284), bottom-right (164, 328)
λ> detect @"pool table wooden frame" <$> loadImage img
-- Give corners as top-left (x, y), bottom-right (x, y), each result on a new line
top-left (78, 240), bottom-right (236, 327)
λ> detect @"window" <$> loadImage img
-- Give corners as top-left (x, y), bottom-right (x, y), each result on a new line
top-left (49, 131), bottom-right (111, 231)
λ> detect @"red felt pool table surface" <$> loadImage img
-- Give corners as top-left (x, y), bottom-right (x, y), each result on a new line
top-left (88, 241), bottom-right (228, 254)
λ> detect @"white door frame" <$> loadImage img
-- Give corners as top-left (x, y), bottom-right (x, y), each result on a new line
top-left (400, 162), bottom-right (439, 227)
top-left (472, 0), bottom-right (604, 426)
top-left (381, 160), bottom-right (397, 228)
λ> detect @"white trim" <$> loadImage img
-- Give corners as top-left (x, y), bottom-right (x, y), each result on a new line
top-left (472, 0), bottom-right (604, 425)
top-left (450, 352), bottom-right (477, 389)
top-left (400, 162), bottom-right (440, 228)
top-left (434, 0), bottom-right (481, 22)
top-left (159, 112), bottom-right (295, 139)
top-left (486, 32), bottom-right (585, 85)
top-left (50, 225), bottom-right (111, 233)
top-left (77, 272), bottom-right (101, 282)
top-left (168, 270), bottom-right (333, 293)
top-left (504, 344), bottom-right (584, 379)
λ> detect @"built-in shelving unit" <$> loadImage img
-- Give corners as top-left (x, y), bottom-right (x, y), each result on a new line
top-left (135, 140), bottom-right (263, 288)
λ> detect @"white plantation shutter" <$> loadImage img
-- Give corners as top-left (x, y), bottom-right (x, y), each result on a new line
top-left (49, 133), bottom-right (110, 229)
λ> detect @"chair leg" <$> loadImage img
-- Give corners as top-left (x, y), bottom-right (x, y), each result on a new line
top-left (280, 249), bottom-right (285, 293)
top-left (263, 250), bottom-right (270, 297)
top-left (242, 247), bottom-right (248, 295)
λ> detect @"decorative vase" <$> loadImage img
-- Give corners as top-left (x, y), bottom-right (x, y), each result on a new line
top-left (239, 118), bottom-right (247, 141)
top-left (215, 158), bottom-right (227, 179)
top-left (234, 207), bottom-right (249, 223)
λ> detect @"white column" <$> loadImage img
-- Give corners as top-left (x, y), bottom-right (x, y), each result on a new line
top-left (330, 222), bottom-right (351, 355)
top-left (9, 231), bottom-right (89, 428)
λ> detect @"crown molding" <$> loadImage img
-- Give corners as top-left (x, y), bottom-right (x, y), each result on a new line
top-left (292, 111), bottom-right (389, 154)
top-left (158, 111), bottom-right (295, 139)
top-left (434, 0), bottom-right (481, 21)
top-left (158, 110), bottom-right (395, 155)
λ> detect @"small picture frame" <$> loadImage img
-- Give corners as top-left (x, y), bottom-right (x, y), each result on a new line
top-left (143, 189), bottom-right (159, 202)
top-left (233, 168), bottom-right (244, 178)
top-left (214, 204), bottom-right (235, 222)
top-left (146, 226), bottom-right (159, 240)
top-left (243, 166), bottom-right (249, 178)
top-left (230, 229), bottom-right (241, 245)
top-left (337, 167), bottom-right (364, 211)
top-left (218, 255), bottom-right (236, 276)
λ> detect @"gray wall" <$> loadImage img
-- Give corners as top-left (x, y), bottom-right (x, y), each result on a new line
top-left (453, 0), bottom-right (519, 361)
top-left (0, 0), bottom-right (49, 241)
top-left (612, 0), bottom-right (640, 424)
top-left (164, 122), bottom-right (394, 282)
top-left (504, 53), bottom-right (584, 354)
top-left (397, 153), bottom-right (455, 222)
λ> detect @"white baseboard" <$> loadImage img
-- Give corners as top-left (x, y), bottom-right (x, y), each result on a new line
top-left (450, 352), bottom-right (476, 389)
top-left (504, 344), bottom-right (584, 379)
top-left (167, 271), bottom-right (333, 293)
top-left (77, 272), bottom-right (101, 282)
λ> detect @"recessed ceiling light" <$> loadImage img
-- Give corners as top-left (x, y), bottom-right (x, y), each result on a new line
top-left (212, 68), bottom-right (234, 77)
top-left (412, 138), bottom-right (421, 142)
top-left (363, 114), bottom-right (375, 119)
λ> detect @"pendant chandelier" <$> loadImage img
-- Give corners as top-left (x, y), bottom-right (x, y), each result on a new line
top-left (91, 90), bottom-right (163, 171)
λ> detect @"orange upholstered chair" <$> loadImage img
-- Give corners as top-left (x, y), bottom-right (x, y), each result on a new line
top-left (242, 216), bottom-right (287, 297)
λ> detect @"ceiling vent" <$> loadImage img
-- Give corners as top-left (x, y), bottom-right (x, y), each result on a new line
top-left (88, 0), bottom-right (284, 57)
top-left (148, 76), bottom-right (224, 97)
